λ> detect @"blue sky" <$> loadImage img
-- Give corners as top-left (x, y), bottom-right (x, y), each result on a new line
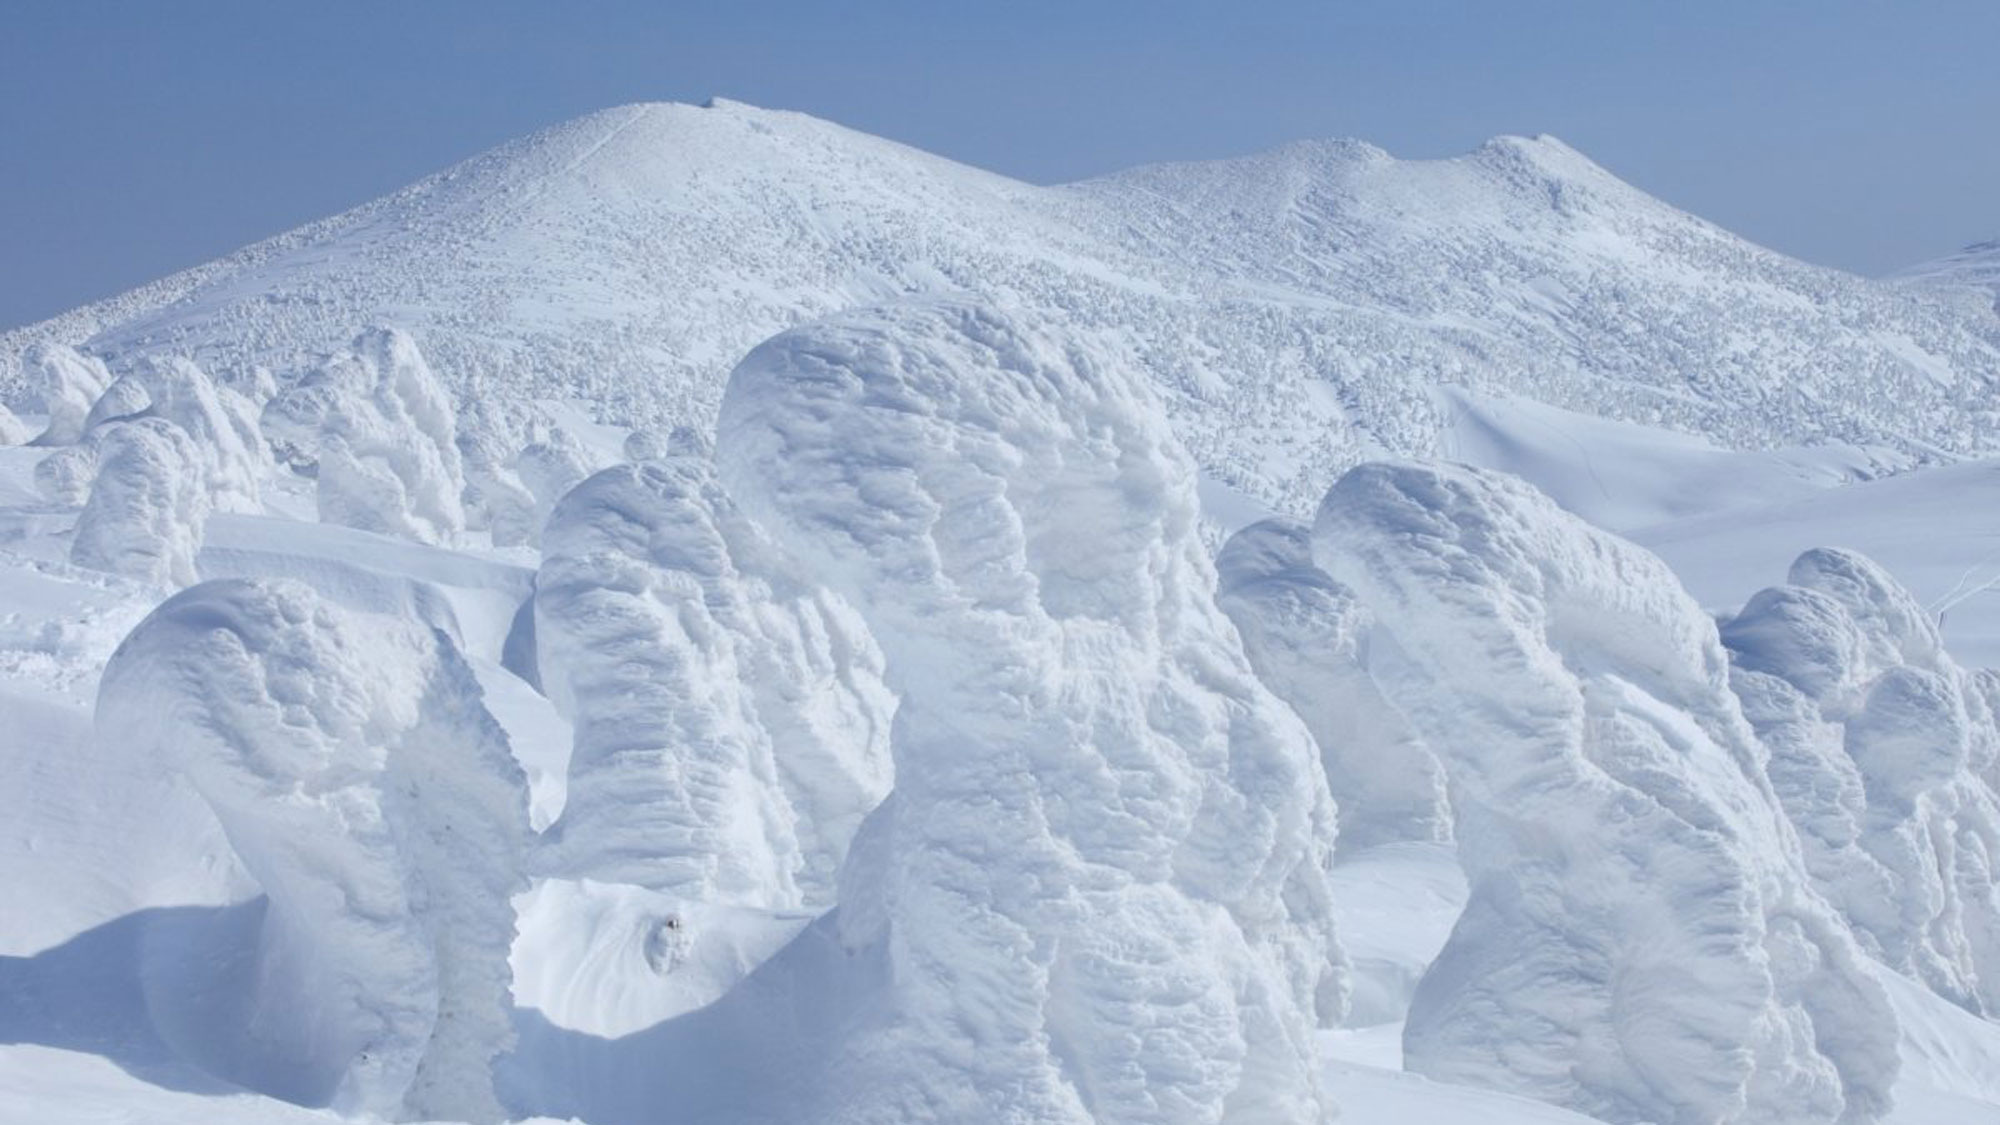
top-left (2, 1), bottom-right (1995, 329)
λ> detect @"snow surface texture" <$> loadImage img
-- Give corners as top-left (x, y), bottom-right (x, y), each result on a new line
top-left (262, 327), bottom-right (466, 544)
top-left (1315, 460), bottom-right (1899, 1125)
top-left (94, 578), bottom-right (531, 1122)
top-left (717, 299), bottom-right (1347, 1123)
top-left (7, 100), bottom-right (2000, 520)
top-left (533, 457), bottom-right (894, 907)
top-left (1215, 518), bottom-right (1450, 854)
top-left (1722, 547), bottom-right (2000, 1016)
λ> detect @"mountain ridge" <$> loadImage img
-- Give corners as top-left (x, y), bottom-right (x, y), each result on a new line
top-left (6, 98), bottom-right (1998, 513)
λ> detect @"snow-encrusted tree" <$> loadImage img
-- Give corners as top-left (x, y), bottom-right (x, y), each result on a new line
top-left (534, 458), bottom-right (894, 908)
top-left (262, 327), bottom-right (465, 543)
top-left (70, 418), bottom-right (212, 587)
top-left (1724, 546), bottom-right (2000, 1014)
top-left (96, 578), bottom-right (531, 1122)
top-left (1216, 517), bottom-right (1450, 854)
top-left (718, 299), bottom-right (1345, 1123)
top-left (21, 341), bottom-right (112, 446)
top-left (128, 355), bottom-right (265, 512)
top-left (1315, 460), bottom-right (1898, 1125)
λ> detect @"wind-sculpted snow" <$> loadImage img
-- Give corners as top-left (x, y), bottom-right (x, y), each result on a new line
top-left (70, 418), bottom-right (211, 586)
top-left (1314, 461), bottom-right (1898, 1125)
top-left (262, 327), bottom-right (465, 544)
top-left (18, 342), bottom-right (111, 446)
top-left (1723, 547), bottom-right (2000, 1015)
top-left (533, 458), bottom-right (894, 907)
top-left (1215, 518), bottom-right (1449, 853)
top-left (94, 578), bottom-right (530, 1122)
top-left (717, 299), bottom-right (1345, 1123)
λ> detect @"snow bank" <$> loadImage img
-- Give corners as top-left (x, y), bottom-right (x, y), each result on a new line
top-left (21, 342), bottom-right (112, 446)
top-left (718, 299), bottom-right (1345, 1123)
top-left (534, 458), bottom-right (894, 908)
top-left (262, 327), bottom-right (465, 543)
top-left (1723, 547), bottom-right (2000, 1014)
top-left (1315, 460), bottom-right (1898, 1125)
top-left (1216, 518), bottom-right (1450, 854)
top-left (69, 418), bottom-right (211, 586)
top-left (94, 578), bottom-right (530, 1122)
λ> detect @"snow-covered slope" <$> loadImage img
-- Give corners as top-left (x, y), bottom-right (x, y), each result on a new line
top-left (7, 100), bottom-right (2000, 1125)
top-left (6, 99), bottom-right (2000, 514)
top-left (1893, 239), bottom-right (2000, 306)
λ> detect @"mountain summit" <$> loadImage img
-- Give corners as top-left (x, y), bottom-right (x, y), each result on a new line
top-left (6, 99), bottom-right (1998, 511)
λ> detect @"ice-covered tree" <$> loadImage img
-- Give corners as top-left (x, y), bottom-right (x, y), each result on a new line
top-left (1216, 517), bottom-right (1450, 854)
top-left (69, 418), bottom-right (211, 587)
top-left (96, 578), bottom-right (530, 1122)
top-left (262, 327), bottom-right (465, 543)
top-left (1316, 460), bottom-right (1898, 1125)
top-left (534, 458), bottom-right (894, 908)
top-left (718, 299), bottom-right (1345, 1123)
top-left (1724, 547), bottom-right (2000, 1015)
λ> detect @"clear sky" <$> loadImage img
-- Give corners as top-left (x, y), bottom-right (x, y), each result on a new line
top-left (2, 1), bottom-right (1995, 330)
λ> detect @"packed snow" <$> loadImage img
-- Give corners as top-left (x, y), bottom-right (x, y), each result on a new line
top-left (2, 98), bottom-right (1999, 1125)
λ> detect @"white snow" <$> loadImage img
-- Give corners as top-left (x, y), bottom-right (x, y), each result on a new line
top-left (2, 98), bottom-right (1999, 1125)
top-left (717, 298), bottom-right (1346, 1123)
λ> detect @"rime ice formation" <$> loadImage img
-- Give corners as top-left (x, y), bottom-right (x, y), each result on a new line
top-left (718, 299), bottom-right (1345, 1123)
top-left (127, 356), bottom-right (265, 512)
top-left (1215, 518), bottom-right (1450, 854)
top-left (69, 418), bottom-right (212, 587)
top-left (0, 401), bottom-right (28, 445)
top-left (261, 327), bottom-right (466, 544)
top-left (534, 458), bottom-right (894, 906)
top-left (20, 341), bottom-right (112, 446)
top-left (1723, 547), bottom-right (2000, 1015)
top-left (514, 427), bottom-right (601, 541)
top-left (81, 372), bottom-right (151, 433)
top-left (1314, 461), bottom-right (1898, 1125)
top-left (95, 578), bottom-right (530, 1122)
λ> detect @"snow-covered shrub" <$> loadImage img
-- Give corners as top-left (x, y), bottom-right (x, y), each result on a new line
top-left (262, 327), bottom-right (465, 543)
top-left (1723, 547), bottom-right (2000, 1014)
top-left (1216, 517), bottom-right (1450, 854)
top-left (534, 458), bottom-right (894, 908)
top-left (96, 578), bottom-right (530, 1122)
top-left (70, 418), bottom-right (211, 587)
top-left (21, 341), bottom-right (111, 446)
top-left (718, 299), bottom-right (1345, 1122)
top-left (1315, 461), bottom-right (1897, 1125)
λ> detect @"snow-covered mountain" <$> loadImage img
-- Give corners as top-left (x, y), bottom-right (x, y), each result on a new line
top-left (5, 99), bottom-right (1998, 512)
top-left (1894, 238), bottom-right (2000, 309)
top-left (5, 101), bottom-right (2000, 1125)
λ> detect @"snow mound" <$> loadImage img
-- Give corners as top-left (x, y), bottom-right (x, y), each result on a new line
top-left (94, 578), bottom-right (531, 1122)
top-left (70, 418), bottom-right (211, 587)
top-left (262, 327), bottom-right (466, 544)
top-left (1722, 547), bottom-right (2000, 1014)
top-left (533, 457), bottom-right (894, 908)
top-left (718, 299), bottom-right (1345, 1122)
top-left (1314, 460), bottom-right (1898, 1124)
top-left (1216, 518), bottom-right (1450, 853)
top-left (126, 356), bottom-right (265, 512)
